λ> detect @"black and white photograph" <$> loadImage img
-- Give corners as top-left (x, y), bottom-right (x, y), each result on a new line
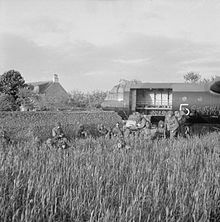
top-left (0, 0), bottom-right (220, 221)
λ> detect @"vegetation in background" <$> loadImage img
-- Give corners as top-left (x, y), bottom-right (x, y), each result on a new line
top-left (1, 133), bottom-right (220, 221)
top-left (69, 90), bottom-right (107, 109)
top-left (183, 72), bottom-right (216, 84)
top-left (17, 88), bottom-right (41, 111)
top-left (0, 70), bottom-right (27, 111)
top-left (0, 94), bottom-right (16, 111)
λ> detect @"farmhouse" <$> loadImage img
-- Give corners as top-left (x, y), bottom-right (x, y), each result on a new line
top-left (21, 74), bottom-right (69, 111)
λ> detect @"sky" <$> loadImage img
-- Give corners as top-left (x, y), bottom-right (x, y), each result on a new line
top-left (1, 0), bottom-right (220, 92)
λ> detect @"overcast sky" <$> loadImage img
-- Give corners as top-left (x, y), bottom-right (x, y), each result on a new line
top-left (1, 0), bottom-right (220, 92)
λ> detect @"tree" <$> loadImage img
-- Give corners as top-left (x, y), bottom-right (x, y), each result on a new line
top-left (17, 88), bottom-right (41, 111)
top-left (87, 91), bottom-right (107, 108)
top-left (0, 70), bottom-right (27, 110)
top-left (0, 94), bottom-right (16, 111)
top-left (183, 72), bottom-right (216, 84)
top-left (69, 90), bottom-right (107, 109)
top-left (69, 90), bottom-right (88, 108)
top-left (183, 72), bottom-right (201, 83)
top-left (200, 76), bottom-right (216, 84)
top-left (0, 70), bottom-right (26, 100)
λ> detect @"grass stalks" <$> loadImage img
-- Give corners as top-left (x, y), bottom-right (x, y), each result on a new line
top-left (0, 133), bottom-right (220, 221)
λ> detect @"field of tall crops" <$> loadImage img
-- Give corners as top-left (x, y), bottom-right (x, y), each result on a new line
top-left (1, 133), bottom-right (220, 222)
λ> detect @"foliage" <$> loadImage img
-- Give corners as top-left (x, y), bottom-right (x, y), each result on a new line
top-left (183, 72), bottom-right (201, 83)
top-left (0, 94), bottom-right (16, 111)
top-left (17, 88), bottom-right (41, 111)
top-left (0, 70), bottom-right (27, 110)
top-left (200, 75), bottom-right (216, 84)
top-left (0, 133), bottom-right (220, 221)
top-left (69, 90), bottom-right (87, 107)
top-left (69, 90), bottom-right (107, 108)
top-left (87, 91), bottom-right (108, 108)
top-left (0, 70), bottom-right (26, 99)
top-left (183, 72), bottom-right (216, 84)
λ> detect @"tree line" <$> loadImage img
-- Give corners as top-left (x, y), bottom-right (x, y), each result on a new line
top-left (68, 90), bottom-right (107, 109)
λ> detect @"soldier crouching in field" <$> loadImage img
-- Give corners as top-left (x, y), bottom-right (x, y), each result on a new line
top-left (111, 122), bottom-right (130, 150)
top-left (98, 124), bottom-right (109, 138)
top-left (111, 122), bottom-right (123, 138)
top-left (142, 120), bottom-right (157, 141)
top-left (155, 120), bottom-right (166, 139)
top-left (77, 124), bottom-right (88, 139)
top-left (49, 122), bottom-right (69, 149)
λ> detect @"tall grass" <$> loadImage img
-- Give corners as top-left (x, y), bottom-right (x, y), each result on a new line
top-left (0, 133), bottom-right (220, 221)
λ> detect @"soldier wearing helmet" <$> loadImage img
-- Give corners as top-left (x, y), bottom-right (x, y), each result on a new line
top-left (165, 111), bottom-right (179, 139)
top-left (175, 110), bottom-right (189, 137)
top-left (141, 119), bottom-right (157, 141)
top-left (51, 122), bottom-right (68, 148)
top-left (155, 120), bottom-right (166, 139)
top-left (52, 122), bottom-right (65, 139)
top-left (98, 124), bottom-right (109, 138)
top-left (112, 122), bottom-right (123, 138)
top-left (77, 124), bottom-right (88, 139)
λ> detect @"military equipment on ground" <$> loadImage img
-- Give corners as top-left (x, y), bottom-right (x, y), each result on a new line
top-left (101, 78), bottom-right (220, 133)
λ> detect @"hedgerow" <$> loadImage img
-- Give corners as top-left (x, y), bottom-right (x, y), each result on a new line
top-left (0, 111), bottom-right (121, 140)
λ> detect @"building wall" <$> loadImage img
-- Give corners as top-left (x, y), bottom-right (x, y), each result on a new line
top-left (43, 83), bottom-right (69, 106)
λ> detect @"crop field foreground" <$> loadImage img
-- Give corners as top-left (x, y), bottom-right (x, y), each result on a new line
top-left (1, 133), bottom-right (220, 222)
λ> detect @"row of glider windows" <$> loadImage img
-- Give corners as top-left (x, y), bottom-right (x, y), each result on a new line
top-left (137, 92), bottom-right (173, 106)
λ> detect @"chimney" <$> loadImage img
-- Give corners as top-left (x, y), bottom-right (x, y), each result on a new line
top-left (53, 74), bottom-right (59, 83)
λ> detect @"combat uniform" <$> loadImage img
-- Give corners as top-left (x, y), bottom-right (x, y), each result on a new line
top-left (155, 120), bottom-right (166, 139)
top-left (137, 117), bottom-right (147, 129)
top-left (176, 112), bottom-right (188, 137)
top-left (143, 128), bottom-right (152, 140)
top-left (52, 126), bottom-right (65, 140)
top-left (165, 115), bottom-right (179, 139)
top-left (98, 125), bottom-right (109, 138)
top-left (51, 124), bottom-right (68, 147)
top-left (112, 125), bottom-right (123, 138)
top-left (77, 125), bottom-right (87, 139)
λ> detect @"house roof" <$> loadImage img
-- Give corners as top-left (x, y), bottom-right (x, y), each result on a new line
top-left (28, 81), bottom-right (53, 94)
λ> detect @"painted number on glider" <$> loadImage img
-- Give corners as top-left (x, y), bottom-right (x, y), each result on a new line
top-left (179, 104), bottom-right (190, 116)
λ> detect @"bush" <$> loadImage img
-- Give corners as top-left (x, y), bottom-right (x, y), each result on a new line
top-left (0, 94), bottom-right (16, 111)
